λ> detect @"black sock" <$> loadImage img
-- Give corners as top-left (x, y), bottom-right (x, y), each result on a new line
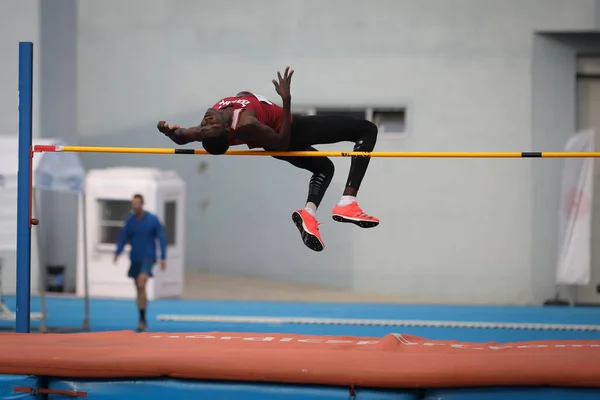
top-left (139, 308), bottom-right (146, 322)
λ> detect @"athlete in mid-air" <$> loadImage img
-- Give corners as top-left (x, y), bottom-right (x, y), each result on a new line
top-left (157, 66), bottom-right (379, 252)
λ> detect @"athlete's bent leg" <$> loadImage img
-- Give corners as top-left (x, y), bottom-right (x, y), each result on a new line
top-left (288, 115), bottom-right (380, 228)
top-left (332, 119), bottom-right (380, 228)
top-left (272, 147), bottom-right (334, 251)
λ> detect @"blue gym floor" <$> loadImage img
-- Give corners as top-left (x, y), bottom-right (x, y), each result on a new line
top-left (1, 295), bottom-right (599, 342)
top-left (1, 295), bottom-right (600, 399)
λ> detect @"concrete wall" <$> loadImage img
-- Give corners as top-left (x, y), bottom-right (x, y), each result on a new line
top-left (4, 0), bottom-right (600, 302)
top-left (0, 0), bottom-right (40, 139)
top-left (530, 35), bottom-right (578, 305)
top-left (530, 33), bottom-right (600, 304)
top-left (0, 0), bottom-right (41, 293)
top-left (37, 0), bottom-right (79, 296)
top-left (71, 0), bottom-right (597, 304)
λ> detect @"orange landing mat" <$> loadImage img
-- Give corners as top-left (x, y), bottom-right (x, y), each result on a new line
top-left (1, 331), bottom-right (599, 388)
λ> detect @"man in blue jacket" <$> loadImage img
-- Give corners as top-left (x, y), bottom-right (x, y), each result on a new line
top-left (114, 194), bottom-right (167, 332)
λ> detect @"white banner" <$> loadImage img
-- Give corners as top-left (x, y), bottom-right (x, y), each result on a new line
top-left (556, 129), bottom-right (595, 285)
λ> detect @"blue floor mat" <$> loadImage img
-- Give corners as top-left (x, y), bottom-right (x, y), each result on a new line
top-left (46, 379), bottom-right (418, 400)
top-left (1, 295), bottom-right (599, 343)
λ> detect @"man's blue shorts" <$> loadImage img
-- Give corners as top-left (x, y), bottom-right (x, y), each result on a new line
top-left (128, 261), bottom-right (154, 279)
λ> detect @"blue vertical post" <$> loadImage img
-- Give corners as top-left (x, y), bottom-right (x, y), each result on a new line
top-left (16, 42), bottom-right (34, 333)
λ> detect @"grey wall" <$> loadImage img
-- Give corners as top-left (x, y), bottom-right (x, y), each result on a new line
top-left (66, 0), bottom-right (598, 304)
top-left (530, 33), bottom-right (600, 304)
top-left (3, 0), bottom-right (600, 302)
top-left (530, 35), bottom-right (577, 305)
top-left (0, 0), bottom-right (40, 138)
top-left (38, 0), bottom-right (79, 293)
top-left (0, 1), bottom-right (41, 292)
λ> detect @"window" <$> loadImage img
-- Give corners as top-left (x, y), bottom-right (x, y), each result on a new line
top-left (577, 57), bottom-right (600, 77)
top-left (310, 107), bottom-right (407, 137)
top-left (96, 199), bottom-right (177, 247)
top-left (372, 109), bottom-right (406, 135)
top-left (291, 107), bottom-right (313, 116)
top-left (164, 201), bottom-right (176, 246)
top-left (315, 108), bottom-right (367, 120)
top-left (98, 199), bottom-right (131, 244)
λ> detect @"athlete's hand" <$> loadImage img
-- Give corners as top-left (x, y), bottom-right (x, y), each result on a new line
top-left (160, 260), bottom-right (166, 271)
top-left (158, 121), bottom-right (190, 145)
top-left (272, 66), bottom-right (293, 101)
top-left (157, 121), bottom-right (180, 136)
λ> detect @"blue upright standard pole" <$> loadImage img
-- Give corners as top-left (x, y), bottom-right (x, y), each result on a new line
top-left (16, 41), bottom-right (34, 333)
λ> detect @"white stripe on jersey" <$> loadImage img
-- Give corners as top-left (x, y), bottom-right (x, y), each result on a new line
top-left (231, 108), bottom-right (243, 130)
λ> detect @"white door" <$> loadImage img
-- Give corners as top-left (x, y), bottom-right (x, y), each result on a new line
top-left (575, 57), bottom-right (600, 304)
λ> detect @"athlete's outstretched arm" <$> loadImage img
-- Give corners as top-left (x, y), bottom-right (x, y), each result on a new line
top-left (157, 121), bottom-right (204, 145)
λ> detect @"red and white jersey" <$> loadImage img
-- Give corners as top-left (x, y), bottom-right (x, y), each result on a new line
top-left (211, 92), bottom-right (290, 147)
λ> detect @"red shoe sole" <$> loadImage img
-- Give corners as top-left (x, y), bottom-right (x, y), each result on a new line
top-left (332, 214), bottom-right (379, 228)
top-left (292, 211), bottom-right (324, 252)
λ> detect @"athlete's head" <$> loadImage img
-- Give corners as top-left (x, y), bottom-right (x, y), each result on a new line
top-left (202, 131), bottom-right (230, 155)
top-left (199, 108), bottom-right (230, 155)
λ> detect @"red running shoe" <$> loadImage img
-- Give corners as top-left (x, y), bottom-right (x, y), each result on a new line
top-left (292, 209), bottom-right (325, 252)
top-left (332, 202), bottom-right (379, 228)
